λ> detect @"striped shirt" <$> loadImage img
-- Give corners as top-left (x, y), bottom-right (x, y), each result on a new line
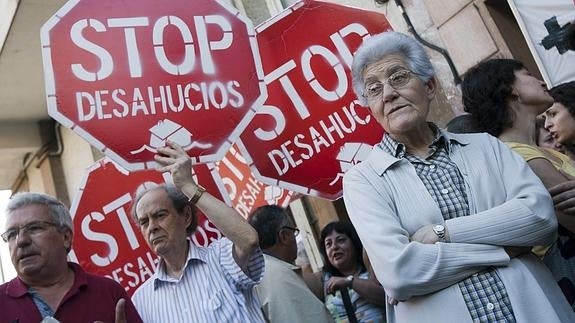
top-left (132, 238), bottom-right (265, 323)
top-left (382, 125), bottom-right (516, 323)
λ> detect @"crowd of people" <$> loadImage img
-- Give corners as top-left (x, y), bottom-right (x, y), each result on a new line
top-left (2, 29), bottom-right (575, 323)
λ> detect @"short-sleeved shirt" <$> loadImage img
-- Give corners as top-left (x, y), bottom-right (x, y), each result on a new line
top-left (506, 142), bottom-right (575, 257)
top-left (0, 262), bottom-right (143, 322)
top-left (256, 254), bottom-right (334, 323)
top-left (322, 270), bottom-right (386, 323)
top-left (506, 141), bottom-right (575, 310)
top-left (506, 142), bottom-right (575, 175)
top-left (132, 238), bottom-right (265, 323)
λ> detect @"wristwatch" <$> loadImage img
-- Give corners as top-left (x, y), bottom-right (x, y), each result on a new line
top-left (433, 224), bottom-right (446, 242)
top-left (188, 185), bottom-right (206, 205)
top-left (345, 275), bottom-right (354, 288)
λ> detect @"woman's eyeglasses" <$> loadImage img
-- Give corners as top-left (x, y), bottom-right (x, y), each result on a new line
top-left (362, 69), bottom-right (419, 101)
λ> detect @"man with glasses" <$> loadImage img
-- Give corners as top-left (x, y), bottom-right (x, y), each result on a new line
top-left (130, 140), bottom-right (265, 322)
top-left (0, 192), bottom-right (142, 322)
top-left (249, 205), bottom-right (334, 323)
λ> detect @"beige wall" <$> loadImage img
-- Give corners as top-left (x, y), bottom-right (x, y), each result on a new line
top-left (13, 0), bottom-right (536, 253)
top-left (12, 125), bottom-right (94, 206)
top-left (25, 156), bottom-right (49, 194)
top-left (59, 127), bottom-right (96, 204)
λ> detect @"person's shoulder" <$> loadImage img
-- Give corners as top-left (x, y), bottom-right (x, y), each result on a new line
top-left (505, 142), bottom-right (545, 161)
top-left (72, 263), bottom-right (128, 294)
top-left (84, 271), bottom-right (127, 293)
top-left (444, 130), bottom-right (506, 153)
top-left (261, 263), bottom-right (292, 286)
top-left (85, 272), bottom-right (118, 284)
top-left (0, 280), bottom-right (8, 294)
top-left (0, 277), bottom-right (25, 298)
top-left (264, 255), bottom-right (295, 272)
top-left (343, 143), bottom-right (387, 178)
top-left (443, 129), bottom-right (492, 143)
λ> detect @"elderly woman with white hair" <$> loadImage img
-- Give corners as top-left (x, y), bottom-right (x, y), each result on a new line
top-left (342, 31), bottom-right (574, 322)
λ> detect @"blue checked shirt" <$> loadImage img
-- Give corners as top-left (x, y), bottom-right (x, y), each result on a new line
top-left (132, 238), bottom-right (265, 323)
top-left (381, 125), bottom-right (516, 323)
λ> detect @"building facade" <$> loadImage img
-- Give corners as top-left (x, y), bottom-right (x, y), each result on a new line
top-left (0, 0), bottom-right (544, 271)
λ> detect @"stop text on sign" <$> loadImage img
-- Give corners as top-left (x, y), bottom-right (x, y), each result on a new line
top-left (71, 15), bottom-right (233, 79)
top-left (253, 23), bottom-right (372, 176)
top-left (79, 192), bottom-right (220, 267)
top-left (71, 14), bottom-right (245, 122)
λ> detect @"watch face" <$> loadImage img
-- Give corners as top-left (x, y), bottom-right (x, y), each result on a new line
top-left (433, 225), bottom-right (445, 234)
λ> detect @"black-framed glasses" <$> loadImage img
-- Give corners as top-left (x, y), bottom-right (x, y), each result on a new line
top-left (362, 69), bottom-right (419, 101)
top-left (281, 226), bottom-right (300, 237)
top-left (1, 221), bottom-right (60, 243)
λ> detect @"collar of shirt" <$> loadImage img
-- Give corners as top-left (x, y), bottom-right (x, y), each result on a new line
top-left (263, 253), bottom-right (300, 272)
top-left (153, 240), bottom-right (208, 289)
top-left (381, 123), bottom-right (451, 158)
top-left (7, 262), bottom-right (88, 299)
top-left (371, 124), bottom-right (470, 175)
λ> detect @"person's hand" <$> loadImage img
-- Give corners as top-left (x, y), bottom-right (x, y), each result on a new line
top-left (409, 225), bottom-right (439, 244)
top-left (155, 140), bottom-right (196, 190)
top-left (324, 276), bottom-right (349, 295)
top-left (549, 181), bottom-right (575, 215)
top-left (94, 298), bottom-right (126, 323)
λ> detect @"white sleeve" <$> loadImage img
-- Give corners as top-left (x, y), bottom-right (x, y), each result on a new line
top-left (343, 167), bottom-right (510, 301)
top-left (446, 135), bottom-right (557, 247)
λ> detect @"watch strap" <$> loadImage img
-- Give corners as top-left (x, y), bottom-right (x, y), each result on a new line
top-left (433, 224), bottom-right (446, 242)
top-left (188, 185), bottom-right (206, 204)
top-left (346, 275), bottom-right (354, 288)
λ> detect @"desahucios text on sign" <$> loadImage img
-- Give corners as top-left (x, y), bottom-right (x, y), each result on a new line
top-left (237, 1), bottom-right (390, 200)
top-left (41, 0), bottom-right (266, 171)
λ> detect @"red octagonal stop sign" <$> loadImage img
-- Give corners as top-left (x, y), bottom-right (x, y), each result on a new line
top-left (41, 0), bottom-right (266, 171)
top-left (237, 0), bottom-right (390, 200)
top-left (69, 158), bottom-right (226, 295)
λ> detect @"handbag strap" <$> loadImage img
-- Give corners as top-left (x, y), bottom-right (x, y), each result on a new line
top-left (340, 288), bottom-right (359, 323)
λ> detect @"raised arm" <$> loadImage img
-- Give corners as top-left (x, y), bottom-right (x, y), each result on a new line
top-left (155, 141), bottom-right (259, 273)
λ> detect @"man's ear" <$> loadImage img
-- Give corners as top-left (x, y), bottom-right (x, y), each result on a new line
top-left (183, 205), bottom-right (194, 227)
top-left (63, 229), bottom-right (73, 253)
top-left (426, 77), bottom-right (438, 100)
top-left (277, 229), bottom-right (289, 245)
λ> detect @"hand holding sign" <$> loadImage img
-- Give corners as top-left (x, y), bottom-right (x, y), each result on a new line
top-left (155, 140), bottom-right (197, 191)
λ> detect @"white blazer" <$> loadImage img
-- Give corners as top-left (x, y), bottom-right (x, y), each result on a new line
top-left (343, 130), bottom-right (574, 323)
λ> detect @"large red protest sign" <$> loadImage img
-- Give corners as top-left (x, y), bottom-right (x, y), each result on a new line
top-left (214, 143), bottom-right (294, 219)
top-left (41, 0), bottom-right (266, 171)
top-left (68, 158), bottom-right (226, 295)
top-left (236, 0), bottom-right (389, 200)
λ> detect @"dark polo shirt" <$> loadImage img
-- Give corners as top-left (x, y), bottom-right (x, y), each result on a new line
top-left (0, 262), bottom-right (142, 323)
